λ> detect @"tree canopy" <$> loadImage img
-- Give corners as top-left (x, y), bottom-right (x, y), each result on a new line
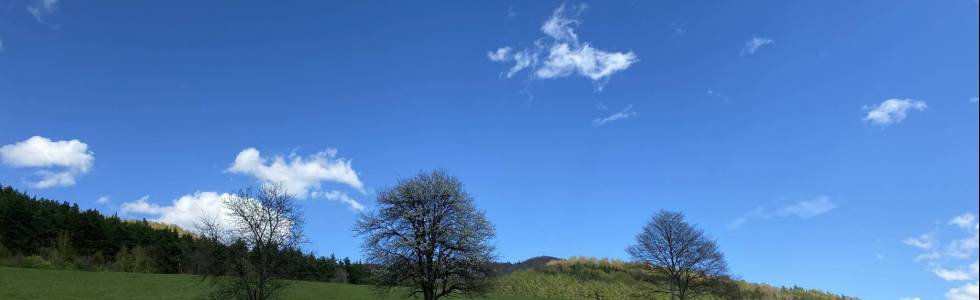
top-left (355, 170), bottom-right (496, 300)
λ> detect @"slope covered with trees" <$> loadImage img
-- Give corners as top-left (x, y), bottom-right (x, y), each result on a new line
top-left (0, 184), bottom-right (371, 284)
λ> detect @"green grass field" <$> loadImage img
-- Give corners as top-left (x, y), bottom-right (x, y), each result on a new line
top-left (0, 266), bottom-right (551, 300)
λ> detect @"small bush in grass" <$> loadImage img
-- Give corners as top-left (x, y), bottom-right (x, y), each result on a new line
top-left (24, 255), bottom-right (54, 269)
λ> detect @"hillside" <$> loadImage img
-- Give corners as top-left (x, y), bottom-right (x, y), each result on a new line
top-left (495, 257), bottom-right (857, 300)
top-left (1, 185), bottom-right (857, 299)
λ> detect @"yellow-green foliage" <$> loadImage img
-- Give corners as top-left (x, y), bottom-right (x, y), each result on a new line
top-left (496, 270), bottom-right (658, 300)
top-left (737, 282), bottom-right (856, 300)
top-left (497, 257), bottom-right (670, 300)
top-left (546, 256), bottom-right (629, 271)
top-left (494, 257), bottom-right (857, 300)
top-left (123, 220), bottom-right (197, 237)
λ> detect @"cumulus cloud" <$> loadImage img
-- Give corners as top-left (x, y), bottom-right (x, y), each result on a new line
top-left (900, 297), bottom-right (922, 300)
top-left (489, 4), bottom-right (638, 90)
top-left (227, 148), bottom-right (364, 198)
top-left (935, 268), bottom-right (974, 281)
top-left (487, 47), bottom-right (512, 62)
top-left (26, 0), bottom-right (59, 25)
top-left (317, 190), bottom-right (366, 211)
top-left (946, 282), bottom-right (979, 300)
top-left (740, 36), bottom-right (774, 55)
top-left (951, 214), bottom-right (977, 229)
top-left (729, 196), bottom-right (837, 229)
top-left (863, 99), bottom-right (927, 126)
top-left (592, 104), bottom-right (637, 127)
top-left (0, 136), bottom-right (95, 188)
top-left (120, 192), bottom-right (234, 231)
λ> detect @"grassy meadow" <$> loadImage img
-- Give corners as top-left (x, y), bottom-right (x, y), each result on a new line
top-left (0, 266), bottom-right (549, 300)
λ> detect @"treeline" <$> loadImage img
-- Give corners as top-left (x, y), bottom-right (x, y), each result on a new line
top-left (0, 185), bottom-right (370, 284)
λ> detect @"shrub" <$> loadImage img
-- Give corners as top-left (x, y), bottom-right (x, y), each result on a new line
top-left (24, 255), bottom-right (54, 269)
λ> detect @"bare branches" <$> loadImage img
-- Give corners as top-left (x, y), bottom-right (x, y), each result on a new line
top-left (355, 170), bottom-right (496, 300)
top-left (196, 183), bottom-right (305, 300)
top-left (627, 210), bottom-right (730, 300)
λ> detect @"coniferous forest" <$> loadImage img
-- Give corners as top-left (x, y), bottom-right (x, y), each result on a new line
top-left (0, 184), bottom-right (371, 284)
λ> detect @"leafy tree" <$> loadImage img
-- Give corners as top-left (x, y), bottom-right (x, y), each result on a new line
top-left (627, 210), bottom-right (730, 300)
top-left (355, 170), bottom-right (496, 300)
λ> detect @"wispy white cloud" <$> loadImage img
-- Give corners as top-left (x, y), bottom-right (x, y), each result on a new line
top-left (227, 147), bottom-right (364, 198)
top-left (904, 212), bottom-right (980, 299)
top-left (934, 267), bottom-right (973, 281)
top-left (900, 297), bottom-right (922, 300)
top-left (489, 4), bottom-right (638, 90)
top-left (26, 0), bottom-right (59, 25)
top-left (671, 22), bottom-right (687, 35)
top-left (729, 196), bottom-right (837, 229)
top-left (740, 36), bottom-right (774, 56)
top-left (96, 196), bottom-right (111, 204)
top-left (863, 99), bottom-right (927, 126)
top-left (591, 105), bottom-right (637, 127)
top-left (487, 47), bottom-right (512, 62)
top-left (706, 89), bottom-right (733, 102)
top-left (771, 197), bottom-right (838, 218)
top-left (316, 190), bottom-right (366, 211)
top-left (951, 214), bottom-right (977, 229)
top-left (904, 232), bottom-right (935, 250)
top-left (0, 136), bottom-right (95, 188)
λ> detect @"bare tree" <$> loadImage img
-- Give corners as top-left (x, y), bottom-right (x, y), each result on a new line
top-left (355, 170), bottom-right (496, 300)
top-left (197, 183), bottom-right (304, 300)
top-left (627, 210), bottom-right (729, 300)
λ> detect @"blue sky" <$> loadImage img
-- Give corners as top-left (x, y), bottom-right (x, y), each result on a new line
top-left (1, 0), bottom-right (978, 298)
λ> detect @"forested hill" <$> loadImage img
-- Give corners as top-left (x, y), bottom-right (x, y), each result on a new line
top-left (0, 184), bottom-right (370, 283)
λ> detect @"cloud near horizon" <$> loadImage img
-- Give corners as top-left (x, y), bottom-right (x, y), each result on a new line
top-left (903, 212), bottom-right (979, 300)
top-left (120, 192), bottom-right (235, 231)
top-left (729, 196), bottom-right (837, 230)
top-left (227, 147), bottom-right (365, 198)
top-left (0, 136), bottom-right (95, 188)
top-left (488, 4), bottom-right (638, 91)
